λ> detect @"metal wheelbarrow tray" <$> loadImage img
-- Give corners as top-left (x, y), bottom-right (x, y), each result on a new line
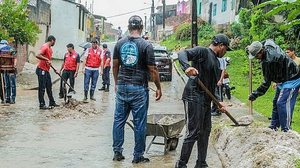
top-left (127, 114), bottom-right (185, 154)
top-left (145, 114), bottom-right (185, 154)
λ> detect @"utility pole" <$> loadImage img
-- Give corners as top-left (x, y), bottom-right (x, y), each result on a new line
top-left (151, 0), bottom-right (155, 40)
top-left (191, 0), bottom-right (198, 47)
top-left (144, 15), bottom-right (147, 34)
top-left (162, 0), bottom-right (166, 40)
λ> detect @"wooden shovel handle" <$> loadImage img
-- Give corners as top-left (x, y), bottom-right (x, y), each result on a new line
top-left (195, 77), bottom-right (240, 126)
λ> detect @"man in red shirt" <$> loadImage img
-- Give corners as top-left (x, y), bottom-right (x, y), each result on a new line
top-left (98, 43), bottom-right (111, 92)
top-left (35, 35), bottom-right (59, 110)
top-left (58, 43), bottom-right (80, 99)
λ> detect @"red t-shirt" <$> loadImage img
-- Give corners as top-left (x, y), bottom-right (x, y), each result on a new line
top-left (37, 43), bottom-right (53, 71)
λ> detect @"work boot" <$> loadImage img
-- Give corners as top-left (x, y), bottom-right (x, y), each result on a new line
top-left (132, 156), bottom-right (150, 164)
top-left (105, 85), bottom-right (109, 92)
top-left (175, 160), bottom-right (187, 168)
top-left (98, 85), bottom-right (105, 91)
top-left (113, 151), bottom-right (125, 161)
top-left (83, 91), bottom-right (88, 103)
top-left (90, 90), bottom-right (96, 101)
top-left (194, 160), bottom-right (208, 168)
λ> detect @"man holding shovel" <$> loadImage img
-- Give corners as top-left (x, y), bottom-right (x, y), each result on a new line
top-left (58, 43), bottom-right (80, 99)
top-left (175, 34), bottom-right (231, 168)
top-left (35, 35), bottom-right (59, 110)
top-left (247, 40), bottom-right (300, 132)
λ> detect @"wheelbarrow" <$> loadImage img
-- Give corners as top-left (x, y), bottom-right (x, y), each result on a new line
top-left (127, 114), bottom-right (185, 154)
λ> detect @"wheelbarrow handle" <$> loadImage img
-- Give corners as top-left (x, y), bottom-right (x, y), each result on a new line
top-left (195, 77), bottom-right (240, 126)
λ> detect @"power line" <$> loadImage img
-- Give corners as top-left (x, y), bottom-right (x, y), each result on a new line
top-left (106, 7), bottom-right (151, 18)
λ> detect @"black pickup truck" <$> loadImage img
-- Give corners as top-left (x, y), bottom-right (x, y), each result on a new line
top-left (153, 45), bottom-right (172, 81)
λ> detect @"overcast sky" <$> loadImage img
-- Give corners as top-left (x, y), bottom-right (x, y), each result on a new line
top-left (84, 0), bottom-right (179, 31)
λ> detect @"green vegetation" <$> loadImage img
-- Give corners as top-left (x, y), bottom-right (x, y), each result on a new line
top-left (295, 158), bottom-right (300, 168)
top-left (0, 0), bottom-right (40, 45)
top-left (161, 0), bottom-right (300, 132)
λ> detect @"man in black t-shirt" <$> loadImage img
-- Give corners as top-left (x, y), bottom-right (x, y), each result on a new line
top-left (175, 34), bottom-right (231, 168)
top-left (112, 15), bottom-right (162, 164)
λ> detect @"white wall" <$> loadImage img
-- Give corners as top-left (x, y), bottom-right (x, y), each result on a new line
top-left (200, 0), bottom-right (237, 25)
top-left (50, 0), bottom-right (87, 59)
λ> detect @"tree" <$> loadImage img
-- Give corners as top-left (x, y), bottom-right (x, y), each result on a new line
top-left (256, 0), bottom-right (300, 30)
top-left (256, 0), bottom-right (300, 48)
top-left (0, 0), bottom-right (40, 45)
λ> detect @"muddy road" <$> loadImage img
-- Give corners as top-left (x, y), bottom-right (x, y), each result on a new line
top-left (0, 57), bottom-right (223, 168)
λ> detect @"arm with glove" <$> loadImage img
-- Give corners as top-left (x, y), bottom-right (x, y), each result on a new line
top-left (249, 79), bottom-right (271, 101)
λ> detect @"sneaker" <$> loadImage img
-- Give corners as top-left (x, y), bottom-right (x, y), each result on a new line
top-left (113, 152), bottom-right (125, 161)
top-left (132, 156), bottom-right (150, 164)
top-left (59, 95), bottom-right (64, 99)
top-left (175, 160), bottom-right (187, 168)
top-left (211, 111), bottom-right (222, 116)
top-left (104, 88), bottom-right (109, 92)
top-left (10, 101), bottom-right (15, 104)
top-left (98, 86), bottom-right (105, 91)
top-left (49, 103), bottom-right (60, 108)
top-left (83, 97), bottom-right (88, 103)
top-left (90, 97), bottom-right (96, 101)
top-left (194, 160), bottom-right (208, 168)
top-left (40, 105), bottom-right (51, 110)
top-left (268, 125), bottom-right (278, 131)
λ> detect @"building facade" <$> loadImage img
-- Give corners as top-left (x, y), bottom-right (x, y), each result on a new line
top-left (197, 0), bottom-right (239, 25)
top-left (50, 0), bottom-right (94, 59)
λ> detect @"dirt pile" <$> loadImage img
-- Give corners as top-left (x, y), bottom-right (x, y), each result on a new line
top-left (45, 98), bottom-right (100, 119)
top-left (156, 115), bottom-right (182, 125)
top-left (212, 125), bottom-right (300, 168)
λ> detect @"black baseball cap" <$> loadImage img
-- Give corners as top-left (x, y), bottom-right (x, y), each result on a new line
top-left (212, 34), bottom-right (232, 51)
top-left (128, 15), bottom-right (143, 29)
top-left (102, 44), bottom-right (107, 48)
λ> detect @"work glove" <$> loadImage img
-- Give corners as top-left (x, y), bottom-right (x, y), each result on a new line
top-left (248, 93), bottom-right (257, 101)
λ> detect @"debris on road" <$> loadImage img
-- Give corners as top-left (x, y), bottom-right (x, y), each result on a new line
top-left (212, 125), bottom-right (300, 168)
top-left (45, 98), bottom-right (100, 119)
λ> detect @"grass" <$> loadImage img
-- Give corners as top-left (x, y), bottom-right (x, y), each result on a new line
top-left (295, 158), bottom-right (300, 168)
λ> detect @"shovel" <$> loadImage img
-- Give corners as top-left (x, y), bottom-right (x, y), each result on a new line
top-left (195, 77), bottom-right (252, 126)
top-left (50, 65), bottom-right (76, 93)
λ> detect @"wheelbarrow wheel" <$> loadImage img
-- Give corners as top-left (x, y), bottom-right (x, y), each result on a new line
top-left (167, 138), bottom-right (179, 151)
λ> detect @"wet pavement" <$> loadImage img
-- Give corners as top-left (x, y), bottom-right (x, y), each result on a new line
top-left (0, 44), bottom-right (231, 168)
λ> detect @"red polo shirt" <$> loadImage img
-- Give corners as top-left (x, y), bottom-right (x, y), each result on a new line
top-left (37, 43), bottom-right (53, 71)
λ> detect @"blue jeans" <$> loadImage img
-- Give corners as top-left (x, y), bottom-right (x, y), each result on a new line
top-left (113, 85), bottom-right (149, 159)
top-left (4, 73), bottom-right (16, 102)
top-left (84, 69), bottom-right (99, 92)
